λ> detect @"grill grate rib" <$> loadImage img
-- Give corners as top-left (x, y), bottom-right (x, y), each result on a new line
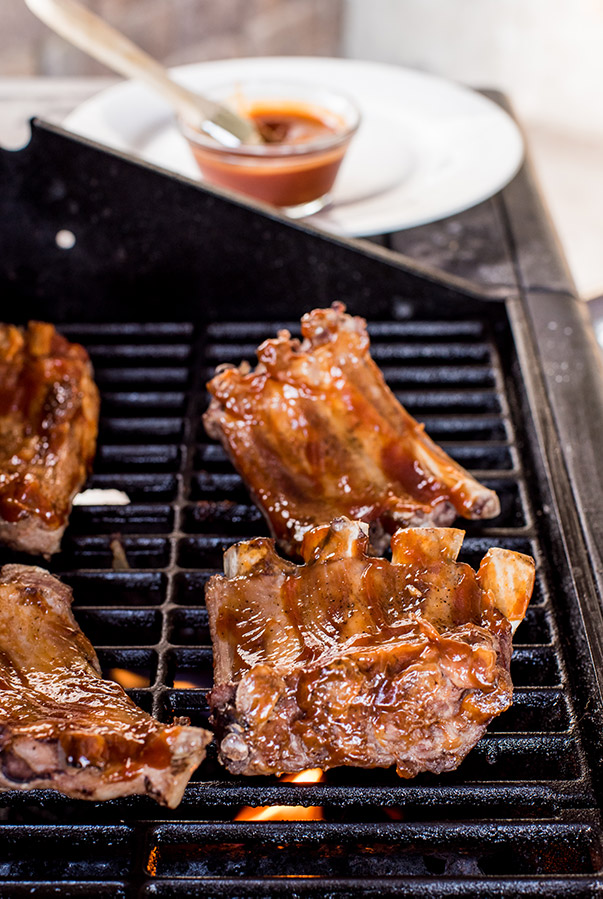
top-left (0, 316), bottom-right (601, 895)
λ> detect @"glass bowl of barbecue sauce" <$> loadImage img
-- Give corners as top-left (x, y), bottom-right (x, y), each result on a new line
top-left (180, 81), bottom-right (360, 218)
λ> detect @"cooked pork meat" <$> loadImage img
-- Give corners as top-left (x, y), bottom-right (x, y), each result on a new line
top-left (207, 518), bottom-right (534, 778)
top-left (0, 321), bottom-right (99, 556)
top-left (204, 304), bottom-right (500, 556)
top-left (0, 565), bottom-right (211, 805)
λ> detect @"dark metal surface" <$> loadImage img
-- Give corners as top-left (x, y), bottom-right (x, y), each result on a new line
top-left (0, 120), bottom-right (602, 897)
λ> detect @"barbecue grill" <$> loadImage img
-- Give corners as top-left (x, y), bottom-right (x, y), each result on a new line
top-left (1, 111), bottom-right (603, 897)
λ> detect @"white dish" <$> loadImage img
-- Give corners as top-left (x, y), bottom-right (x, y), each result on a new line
top-left (64, 56), bottom-right (524, 237)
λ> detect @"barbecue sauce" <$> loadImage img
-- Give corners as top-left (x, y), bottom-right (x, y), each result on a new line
top-left (252, 105), bottom-right (338, 145)
top-left (186, 101), bottom-right (351, 208)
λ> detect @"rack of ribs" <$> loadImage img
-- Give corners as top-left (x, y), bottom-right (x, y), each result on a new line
top-left (204, 303), bottom-right (500, 556)
top-left (0, 565), bottom-right (211, 805)
top-left (207, 518), bottom-right (534, 778)
top-left (0, 321), bottom-right (100, 556)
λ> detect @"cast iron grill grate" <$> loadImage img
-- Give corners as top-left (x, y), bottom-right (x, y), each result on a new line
top-left (0, 316), bottom-right (601, 897)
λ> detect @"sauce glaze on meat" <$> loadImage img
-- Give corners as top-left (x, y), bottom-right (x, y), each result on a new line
top-left (207, 518), bottom-right (535, 778)
top-left (204, 303), bottom-right (500, 556)
top-left (0, 565), bottom-right (211, 806)
top-left (0, 321), bottom-right (99, 556)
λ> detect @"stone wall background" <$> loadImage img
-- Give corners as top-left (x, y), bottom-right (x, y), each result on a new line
top-left (0, 0), bottom-right (344, 76)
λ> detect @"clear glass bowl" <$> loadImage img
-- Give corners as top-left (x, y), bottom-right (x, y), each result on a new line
top-left (180, 80), bottom-right (360, 218)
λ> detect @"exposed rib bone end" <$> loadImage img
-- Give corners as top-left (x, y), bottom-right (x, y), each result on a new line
top-left (301, 517), bottom-right (369, 563)
top-left (223, 538), bottom-right (292, 579)
top-left (391, 527), bottom-right (465, 565)
top-left (465, 485), bottom-right (501, 520)
top-left (442, 475), bottom-right (500, 521)
top-left (477, 548), bottom-right (536, 633)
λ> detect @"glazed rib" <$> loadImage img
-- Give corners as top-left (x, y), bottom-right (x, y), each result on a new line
top-left (204, 304), bottom-right (500, 556)
top-left (207, 518), bottom-right (535, 778)
top-left (0, 565), bottom-right (211, 805)
top-left (0, 322), bottom-right (100, 557)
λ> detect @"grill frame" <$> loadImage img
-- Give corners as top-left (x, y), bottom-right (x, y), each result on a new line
top-left (0, 119), bottom-right (602, 896)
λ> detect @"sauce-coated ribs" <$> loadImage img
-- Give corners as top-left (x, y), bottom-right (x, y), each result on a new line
top-left (0, 322), bottom-right (99, 556)
top-left (0, 565), bottom-right (211, 805)
top-left (207, 518), bottom-right (534, 778)
top-left (204, 304), bottom-right (500, 556)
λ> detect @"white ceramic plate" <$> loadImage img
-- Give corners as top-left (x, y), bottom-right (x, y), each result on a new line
top-left (64, 56), bottom-right (524, 237)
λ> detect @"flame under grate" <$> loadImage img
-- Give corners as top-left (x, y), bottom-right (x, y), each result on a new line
top-left (0, 317), bottom-right (601, 896)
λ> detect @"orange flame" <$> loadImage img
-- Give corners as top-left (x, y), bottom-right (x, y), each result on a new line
top-left (173, 678), bottom-right (203, 689)
top-left (234, 768), bottom-right (325, 821)
top-left (173, 671), bottom-right (207, 689)
top-left (109, 668), bottom-right (150, 689)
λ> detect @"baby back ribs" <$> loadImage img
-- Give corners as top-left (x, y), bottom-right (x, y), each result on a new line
top-left (204, 304), bottom-right (500, 556)
top-left (207, 518), bottom-right (535, 778)
top-left (0, 321), bottom-right (100, 556)
top-left (0, 565), bottom-right (211, 805)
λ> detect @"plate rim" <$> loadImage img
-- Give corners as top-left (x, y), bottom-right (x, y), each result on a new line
top-left (63, 55), bottom-right (524, 237)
